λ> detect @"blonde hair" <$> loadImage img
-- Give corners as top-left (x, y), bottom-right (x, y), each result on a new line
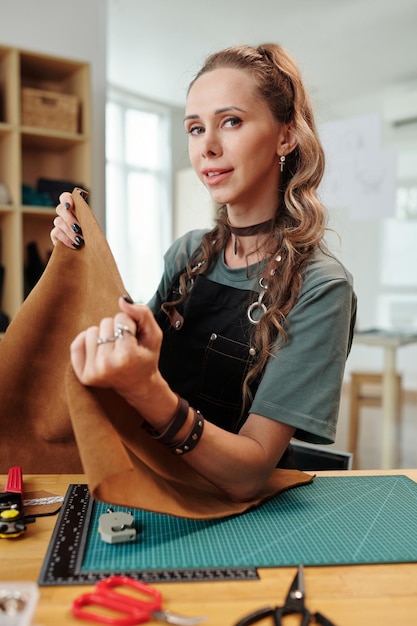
top-left (164, 43), bottom-right (327, 410)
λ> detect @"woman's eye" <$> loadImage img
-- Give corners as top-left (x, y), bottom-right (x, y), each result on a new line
top-left (224, 116), bottom-right (242, 128)
top-left (187, 125), bottom-right (204, 135)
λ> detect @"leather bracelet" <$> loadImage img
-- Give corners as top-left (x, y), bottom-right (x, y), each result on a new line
top-left (142, 395), bottom-right (190, 445)
top-left (170, 409), bottom-right (204, 455)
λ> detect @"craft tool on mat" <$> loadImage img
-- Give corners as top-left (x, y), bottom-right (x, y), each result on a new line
top-left (72, 575), bottom-right (206, 625)
top-left (39, 475), bottom-right (417, 587)
top-left (98, 509), bottom-right (138, 544)
top-left (233, 564), bottom-right (336, 626)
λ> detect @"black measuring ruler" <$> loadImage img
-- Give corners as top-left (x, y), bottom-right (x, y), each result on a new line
top-left (38, 483), bottom-right (259, 585)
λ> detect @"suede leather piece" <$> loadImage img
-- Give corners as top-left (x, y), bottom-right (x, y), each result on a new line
top-left (67, 379), bottom-right (314, 518)
top-left (0, 188), bottom-right (313, 518)
top-left (0, 188), bottom-right (123, 473)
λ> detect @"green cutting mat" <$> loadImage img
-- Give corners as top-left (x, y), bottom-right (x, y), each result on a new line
top-left (81, 475), bottom-right (417, 572)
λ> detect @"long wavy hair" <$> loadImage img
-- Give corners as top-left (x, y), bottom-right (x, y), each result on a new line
top-left (163, 43), bottom-right (327, 407)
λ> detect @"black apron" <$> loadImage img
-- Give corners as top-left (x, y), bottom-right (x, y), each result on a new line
top-left (155, 272), bottom-right (295, 468)
top-left (156, 274), bottom-right (257, 432)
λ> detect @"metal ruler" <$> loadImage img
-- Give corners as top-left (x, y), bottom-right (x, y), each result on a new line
top-left (38, 483), bottom-right (259, 586)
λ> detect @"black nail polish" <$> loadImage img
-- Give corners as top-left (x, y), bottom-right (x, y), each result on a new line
top-left (65, 202), bottom-right (71, 210)
top-left (74, 235), bottom-right (84, 247)
top-left (71, 241), bottom-right (81, 249)
top-left (122, 293), bottom-right (134, 304)
top-left (71, 223), bottom-right (83, 234)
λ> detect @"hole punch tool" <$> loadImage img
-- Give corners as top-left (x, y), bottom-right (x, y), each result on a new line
top-left (98, 508), bottom-right (138, 544)
top-left (233, 565), bottom-right (337, 626)
top-left (72, 575), bottom-right (206, 625)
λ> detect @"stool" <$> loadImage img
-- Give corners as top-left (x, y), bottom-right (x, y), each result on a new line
top-left (349, 371), bottom-right (403, 468)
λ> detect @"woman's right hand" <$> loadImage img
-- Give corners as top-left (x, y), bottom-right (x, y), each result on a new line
top-left (50, 191), bottom-right (85, 249)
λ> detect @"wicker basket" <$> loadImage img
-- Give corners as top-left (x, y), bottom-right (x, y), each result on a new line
top-left (21, 87), bottom-right (79, 133)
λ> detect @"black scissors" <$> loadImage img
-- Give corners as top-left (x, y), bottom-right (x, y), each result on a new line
top-left (234, 565), bottom-right (337, 626)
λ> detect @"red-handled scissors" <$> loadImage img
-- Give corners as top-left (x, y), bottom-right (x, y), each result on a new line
top-left (72, 575), bottom-right (205, 625)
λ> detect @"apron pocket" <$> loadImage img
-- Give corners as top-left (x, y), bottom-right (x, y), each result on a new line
top-left (198, 332), bottom-right (255, 410)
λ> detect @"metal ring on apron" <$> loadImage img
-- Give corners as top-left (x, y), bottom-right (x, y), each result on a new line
top-left (249, 253), bottom-right (282, 324)
top-left (247, 289), bottom-right (267, 325)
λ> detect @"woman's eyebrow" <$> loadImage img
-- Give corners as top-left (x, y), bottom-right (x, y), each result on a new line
top-left (184, 105), bottom-right (245, 123)
top-left (214, 105), bottom-right (245, 115)
top-left (183, 113), bottom-right (199, 122)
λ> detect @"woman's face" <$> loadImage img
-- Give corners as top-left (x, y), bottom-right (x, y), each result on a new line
top-left (184, 67), bottom-right (287, 221)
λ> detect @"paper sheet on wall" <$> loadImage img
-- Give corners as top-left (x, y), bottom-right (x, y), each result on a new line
top-left (319, 113), bottom-right (397, 220)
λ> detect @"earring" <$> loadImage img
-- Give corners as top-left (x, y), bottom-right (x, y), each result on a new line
top-left (280, 154), bottom-right (286, 173)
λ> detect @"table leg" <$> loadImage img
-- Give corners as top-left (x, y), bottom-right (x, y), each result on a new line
top-left (381, 347), bottom-right (400, 468)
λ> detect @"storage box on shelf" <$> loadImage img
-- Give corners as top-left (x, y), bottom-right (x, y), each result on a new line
top-left (0, 45), bottom-right (91, 324)
top-left (21, 87), bottom-right (79, 134)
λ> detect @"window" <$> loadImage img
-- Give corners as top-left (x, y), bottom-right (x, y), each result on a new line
top-left (106, 89), bottom-right (172, 303)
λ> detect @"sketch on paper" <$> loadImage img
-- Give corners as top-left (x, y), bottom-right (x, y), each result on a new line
top-left (319, 113), bottom-right (397, 221)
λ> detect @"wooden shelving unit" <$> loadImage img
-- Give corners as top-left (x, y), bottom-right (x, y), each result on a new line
top-left (0, 45), bottom-right (91, 322)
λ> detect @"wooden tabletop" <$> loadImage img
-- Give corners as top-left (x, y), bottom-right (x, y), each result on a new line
top-left (2, 470), bottom-right (417, 626)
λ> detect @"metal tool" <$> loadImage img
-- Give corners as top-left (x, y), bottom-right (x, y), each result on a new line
top-left (72, 575), bottom-right (206, 625)
top-left (98, 508), bottom-right (138, 544)
top-left (233, 565), bottom-right (337, 626)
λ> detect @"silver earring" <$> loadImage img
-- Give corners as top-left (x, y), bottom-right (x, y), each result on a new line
top-left (280, 154), bottom-right (286, 172)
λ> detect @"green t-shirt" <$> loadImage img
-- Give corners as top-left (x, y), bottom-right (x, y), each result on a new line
top-left (148, 230), bottom-right (356, 445)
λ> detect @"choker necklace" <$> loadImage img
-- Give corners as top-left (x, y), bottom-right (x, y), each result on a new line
top-left (227, 217), bottom-right (274, 255)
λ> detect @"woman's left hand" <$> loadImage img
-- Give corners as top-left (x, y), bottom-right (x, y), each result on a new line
top-left (70, 297), bottom-right (164, 407)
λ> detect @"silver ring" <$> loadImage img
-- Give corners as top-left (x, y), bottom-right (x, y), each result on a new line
top-left (247, 301), bottom-right (267, 325)
top-left (114, 323), bottom-right (136, 339)
top-left (96, 335), bottom-right (117, 345)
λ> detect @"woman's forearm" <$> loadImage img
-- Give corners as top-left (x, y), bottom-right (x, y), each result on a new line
top-left (124, 379), bottom-right (295, 502)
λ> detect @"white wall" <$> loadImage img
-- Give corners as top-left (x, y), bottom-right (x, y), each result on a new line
top-left (0, 0), bottom-right (107, 227)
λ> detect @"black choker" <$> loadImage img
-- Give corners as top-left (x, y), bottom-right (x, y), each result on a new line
top-left (227, 218), bottom-right (274, 255)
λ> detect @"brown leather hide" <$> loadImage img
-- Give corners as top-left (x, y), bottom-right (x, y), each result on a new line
top-left (0, 189), bottom-right (313, 518)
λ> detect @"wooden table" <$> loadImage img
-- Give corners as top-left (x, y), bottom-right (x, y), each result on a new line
top-left (353, 329), bottom-right (417, 468)
top-left (2, 471), bottom-right (417, 625)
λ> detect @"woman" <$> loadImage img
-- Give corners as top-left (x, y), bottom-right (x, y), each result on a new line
top-left (51, 43), bottom-right (356, 503)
